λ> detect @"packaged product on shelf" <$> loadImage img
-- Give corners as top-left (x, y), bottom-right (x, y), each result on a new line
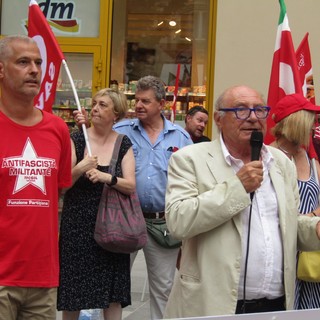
top-left (110, 79), bottom-right (119, 91)
top-left (188, 102), bottom-right (194, 109)
top-left (175, 110), bottom-right (183, 121)
top-left (129, 81), bottom-right (137, 93)
top-left (77, 79), bottom-right (83, 89)
top-left (79, 98), bottom-right (85, 107)
top-left (85, 97), bottom-right (92, 107)
top-left (192, 85), bottom-right (206, 94)
top-left (118, 82), bottom-right (125, 92)
top-left (62, 110), bottom-right (70, 120)
top-left (180, 87), bottom-right (190, 95)
top-left (163, 101), bottom-right (170, 110)
top-left (73, 79), bottom-right (78, 89)
top-left (83, 80), bottom-right (92, 90)
top-left (166, 86), bottom-right (175, 93)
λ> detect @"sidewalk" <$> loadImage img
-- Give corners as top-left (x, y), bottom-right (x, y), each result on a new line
top-left (123, 250), bottom-right (150, 319)
top-left (56, 250), bottom-right (150, 320)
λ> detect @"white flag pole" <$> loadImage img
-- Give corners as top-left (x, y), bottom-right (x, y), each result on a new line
top-left (61, 59), bottom-right (92, 156)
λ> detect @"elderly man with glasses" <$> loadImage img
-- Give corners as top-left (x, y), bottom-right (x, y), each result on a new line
top-left (163, 85), bottom-right (320, 318)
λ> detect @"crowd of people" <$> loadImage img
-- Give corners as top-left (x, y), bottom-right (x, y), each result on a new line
top-left (1, 34), bottom-right (320, 320)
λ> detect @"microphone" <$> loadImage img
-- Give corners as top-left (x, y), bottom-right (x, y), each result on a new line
top-left (250, 131), bottom-right (263, 200)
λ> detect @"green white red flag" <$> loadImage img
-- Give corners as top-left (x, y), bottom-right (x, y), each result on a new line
top-left (28, 0), bottom-right (64, 113)
top-left (265, 0), bottom-right (302, 144)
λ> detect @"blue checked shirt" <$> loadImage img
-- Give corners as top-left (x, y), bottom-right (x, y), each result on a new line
top-left (113, 116), bottom-right (192, 212)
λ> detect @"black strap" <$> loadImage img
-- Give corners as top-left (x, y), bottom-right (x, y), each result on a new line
top-left (108, 134), bottom-right (124, 175)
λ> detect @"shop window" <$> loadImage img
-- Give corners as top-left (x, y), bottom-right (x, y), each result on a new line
top-left (110, 0), bottom-right (210, 122)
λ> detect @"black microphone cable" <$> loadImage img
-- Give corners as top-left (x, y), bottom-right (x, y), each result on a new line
top-left (241, 131), bottom-right (263, 313)
top-left (241, 194), bottom-right (254, 313)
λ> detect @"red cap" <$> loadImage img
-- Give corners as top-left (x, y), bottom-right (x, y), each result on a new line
top-left (273, 94), bottom-right (320, 123)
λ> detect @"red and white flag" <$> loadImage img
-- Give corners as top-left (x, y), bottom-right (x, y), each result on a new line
top-left (28, 0), bottom-right (64, 113)
top-left (296, 33), bottom-right (315, 104)
top-left (296, 33), bottom-right (320, 159)
top-left (265, 0), bottom-right (302, 144)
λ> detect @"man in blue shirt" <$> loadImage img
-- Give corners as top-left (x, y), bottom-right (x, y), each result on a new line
top-left (114, 76), bottom-right (192, 319)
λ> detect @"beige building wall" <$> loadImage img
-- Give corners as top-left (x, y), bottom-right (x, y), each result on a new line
top-left (212, 0), bottom-right (320, 136)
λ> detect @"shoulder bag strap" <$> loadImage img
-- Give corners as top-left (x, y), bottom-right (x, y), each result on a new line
top-left (109, 134), bottom-right (125, 175)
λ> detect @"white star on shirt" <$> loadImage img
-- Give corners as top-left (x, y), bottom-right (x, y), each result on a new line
top-left (3, 138), bottom-right (56, 195)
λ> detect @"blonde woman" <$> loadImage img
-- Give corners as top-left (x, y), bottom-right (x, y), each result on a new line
top-left (57, 89), bottom-right (135, 320)
top-left (270, 93), bottom-right (320, 309)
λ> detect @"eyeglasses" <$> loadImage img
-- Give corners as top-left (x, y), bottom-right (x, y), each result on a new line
top-left (219, 106), bottom-right (271, 120)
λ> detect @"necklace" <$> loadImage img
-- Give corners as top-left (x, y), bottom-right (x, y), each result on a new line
top-left (276, 141), bottom-right (293, 159)
top-left (278, 144), bottom-right (291, 155)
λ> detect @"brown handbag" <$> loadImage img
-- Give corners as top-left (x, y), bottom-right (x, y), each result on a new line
top-left (94, 134), bottom-right (147, 254)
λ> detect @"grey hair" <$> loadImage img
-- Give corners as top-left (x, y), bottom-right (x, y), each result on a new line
top-left (136, 75), bottom-right (166, 101)
top-left (215, 93), bottom-right (227, 118)
top-left (215, 91), bottom-right (225, 111)
top-left (0, 35), bottom-right (36, 61)
top-left (214, 88), bottom-right (229, 118)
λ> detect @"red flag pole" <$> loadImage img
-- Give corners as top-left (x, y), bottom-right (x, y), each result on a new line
top-left (171, 64), bottom-right (181, 123)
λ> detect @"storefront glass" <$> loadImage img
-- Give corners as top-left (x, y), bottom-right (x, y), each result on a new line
top-left (53, 53), bottom-right (93, 130)
top-left (110, 0), bottom-right (210, 120)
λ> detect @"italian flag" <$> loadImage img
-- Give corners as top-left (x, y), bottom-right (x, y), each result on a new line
top-left (265, 0), bottom-right (302, 144)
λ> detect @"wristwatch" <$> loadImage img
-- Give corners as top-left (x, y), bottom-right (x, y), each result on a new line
top-left (108, 175), bottom-right (118, 186)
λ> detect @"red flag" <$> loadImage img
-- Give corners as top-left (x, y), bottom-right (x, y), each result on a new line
top-left (296, 33), bottom-right (315, 104)
top-left (265, 0), bottom-right (302, 144)
top-left (28, 0), bottom-right (64, 113)
top-left (296, 33), bottom-right (320, 159)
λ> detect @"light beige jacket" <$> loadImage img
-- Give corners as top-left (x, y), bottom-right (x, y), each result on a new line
top-left (164, 139), bottom-right (320, 318)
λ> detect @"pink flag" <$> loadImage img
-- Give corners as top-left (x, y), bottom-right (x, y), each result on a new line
top-left (28, 0), bottom-right (64, 113)
top-left (265, 0), bottom-right (302, 144)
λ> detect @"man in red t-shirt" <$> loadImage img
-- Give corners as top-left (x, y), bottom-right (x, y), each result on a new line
top-left (0, 35), bottom-right (72, 320)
